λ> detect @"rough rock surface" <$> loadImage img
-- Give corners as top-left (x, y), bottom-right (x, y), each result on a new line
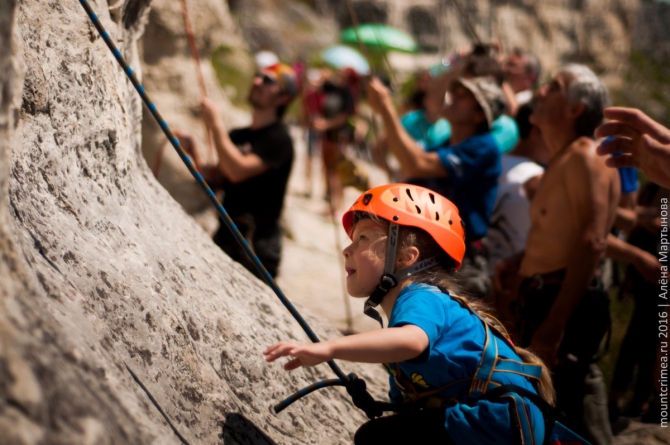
top-left (227, 0), bottom-right (338, 61)
top-left (2, 1), bottom-right (388, 444)
top-left (315, 0), bottom-right (638, 87)
top-left (140, 0), bottom-right (250, 228)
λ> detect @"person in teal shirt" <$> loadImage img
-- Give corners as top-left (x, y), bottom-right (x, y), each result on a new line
top-left (400, 109), bottom-right (451, 151)
top-left (401, 108), bottom-right (519, 154)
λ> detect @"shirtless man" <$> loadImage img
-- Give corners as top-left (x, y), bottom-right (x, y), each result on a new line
top-left (495, 64), bottom-right (619, 444)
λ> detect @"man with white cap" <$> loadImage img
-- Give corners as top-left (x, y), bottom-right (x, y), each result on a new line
top-left (366, 76), bottom-right (506, 298)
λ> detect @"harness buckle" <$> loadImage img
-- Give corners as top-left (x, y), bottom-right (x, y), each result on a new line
top-left (378, 274), bottom-right (397, 293)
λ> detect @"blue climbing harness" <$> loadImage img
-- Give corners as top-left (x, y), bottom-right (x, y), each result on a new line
top-left (387, 296), bottom-right (591, 445)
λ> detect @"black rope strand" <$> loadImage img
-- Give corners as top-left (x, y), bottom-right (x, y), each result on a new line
top-left (273, 379), bottom-right (345, 414)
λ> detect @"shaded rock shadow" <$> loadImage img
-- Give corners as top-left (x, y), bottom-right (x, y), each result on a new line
top-left (221, 413), bottom-right (278, 445)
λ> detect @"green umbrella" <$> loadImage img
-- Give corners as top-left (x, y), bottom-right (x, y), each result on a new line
top-left (340, 24), bottom-right (418, 54)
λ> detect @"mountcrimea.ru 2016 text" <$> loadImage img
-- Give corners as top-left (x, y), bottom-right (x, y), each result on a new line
top-left (659, 197), bottom-right (669, 428)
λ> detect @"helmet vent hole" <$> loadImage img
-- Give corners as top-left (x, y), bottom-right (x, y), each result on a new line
top-left (436, 212), bottom-right (440, 221)
top-left (393, 215), bottom-right (399, 221)
top-left (406, 189), bottom-right (414, 201)
top-left (429, 193), bottom-right (435, 204)
top-left (363, 193), bottom-right (373, 205)
top-left (393, 197), bottom-right (399, 202)
top-left (415, 205), bottom-right (422, 214)
top-left (448, 219), bottom-right (453, 225)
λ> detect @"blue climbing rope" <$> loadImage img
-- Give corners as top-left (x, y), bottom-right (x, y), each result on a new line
top-left (76, 0), bottom-right (349, 385)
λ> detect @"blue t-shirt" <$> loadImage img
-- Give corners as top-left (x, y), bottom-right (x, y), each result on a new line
top-left (437, 133), bottom-right (500, 241)
top-left (386, 283), bottom-right (545, 444)
top-left (400, 110), bottom-right (451, 151)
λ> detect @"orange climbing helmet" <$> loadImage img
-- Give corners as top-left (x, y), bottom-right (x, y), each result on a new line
top-left (342, 183), bottom-right (466, 269)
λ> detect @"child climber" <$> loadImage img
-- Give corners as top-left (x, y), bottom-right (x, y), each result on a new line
top-left (264, 184), bottom-right (555, 444)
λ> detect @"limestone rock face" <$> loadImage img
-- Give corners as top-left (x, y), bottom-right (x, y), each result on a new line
top-left (140, 0), bottom-right (251, 225)
top-left (2, 1), bottom-right (387, 444)
top-left (634, 1), bottom-right (670, 64)
top-left (317, 0), bottom-right (639, 87)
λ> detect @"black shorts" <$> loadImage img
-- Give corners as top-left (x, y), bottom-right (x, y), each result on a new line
top-left (516, 276), bottom-right (610, 364)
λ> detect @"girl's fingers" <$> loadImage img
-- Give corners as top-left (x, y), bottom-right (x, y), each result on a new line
top-left (263, 342), bottom-right (283, 355)
top-left (264, 342), bottom-right (319, 369)
top-left (264, 343), bottom-right (295, 362)
top-left (284, 358), bottom-right (304, 371)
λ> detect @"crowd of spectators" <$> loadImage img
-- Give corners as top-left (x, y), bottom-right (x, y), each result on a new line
top-left (177, 43), bottom-right (670, 443)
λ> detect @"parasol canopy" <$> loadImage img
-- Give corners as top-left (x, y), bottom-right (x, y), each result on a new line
top-left (321, 45), bottom-right (371, 75)
top-left (340, 24), bottom-right (418, 54)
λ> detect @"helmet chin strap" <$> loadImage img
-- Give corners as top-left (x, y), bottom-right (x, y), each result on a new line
top-left (364, 223), bottom-right (439, 328)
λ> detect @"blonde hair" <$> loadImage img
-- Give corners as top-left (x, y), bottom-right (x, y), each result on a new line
top-left (397, 224), bottom-right (557, 406)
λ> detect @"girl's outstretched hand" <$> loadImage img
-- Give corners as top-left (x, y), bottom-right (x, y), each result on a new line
top-left (263, 341), bottom-right (334, 371)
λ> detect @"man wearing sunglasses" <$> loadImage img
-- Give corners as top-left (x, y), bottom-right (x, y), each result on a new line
top-left (182, 63), bottom-right (298, 278)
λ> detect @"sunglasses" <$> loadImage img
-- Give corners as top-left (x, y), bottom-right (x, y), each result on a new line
top-left (255, 72), bottom-right (278, 86)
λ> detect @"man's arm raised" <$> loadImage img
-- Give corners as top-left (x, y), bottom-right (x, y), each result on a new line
top-left (366, 78), bottom-right (447, 179)
top-left (200, 98), bottom-right (269, 183)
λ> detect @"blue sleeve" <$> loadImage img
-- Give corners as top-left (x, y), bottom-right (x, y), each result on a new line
top-left (389, 291), bottom-right (445, 353)
top-left (490, 115), bottom-right (519, 154)
top-left (436, 134), bottom-right (499, 187)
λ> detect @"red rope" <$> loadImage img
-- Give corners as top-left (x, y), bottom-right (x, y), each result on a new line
top-left (179, 0), bottom-right (214, 163)
top-left (180, 0), bottom-right (208, 96)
